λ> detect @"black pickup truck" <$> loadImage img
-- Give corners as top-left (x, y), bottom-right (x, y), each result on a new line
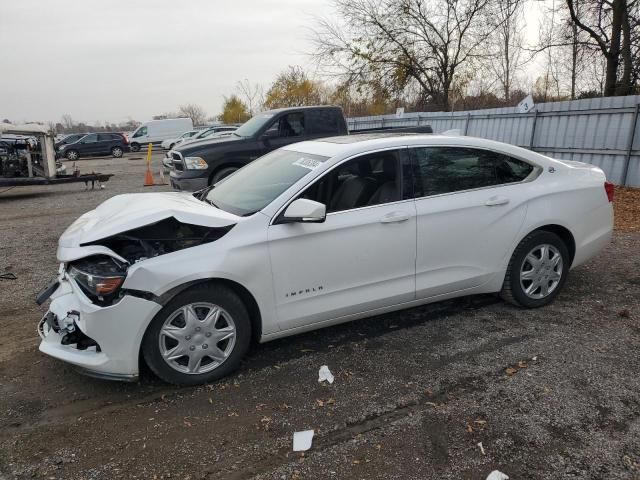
top-left (169, 105), bottom-right (431, 191)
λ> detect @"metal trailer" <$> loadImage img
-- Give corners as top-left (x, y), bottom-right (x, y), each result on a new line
top-left (0, 124), bottom-right (112, 188)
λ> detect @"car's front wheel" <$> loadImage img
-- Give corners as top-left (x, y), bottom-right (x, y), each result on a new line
top-left (210, 166), bottom-right (238, 185)
top-left (501, 230), bottom-right (570, 308)
top-left (142, 284), bottom-right (251, 385)
top-left (111, 146), bottom-right (123, 158)
top-left (130, 143), bottom-right (141, 152)
top-left (65, 149), bottom-right (79, 161)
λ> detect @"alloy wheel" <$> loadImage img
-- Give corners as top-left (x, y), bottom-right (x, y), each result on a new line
top-left (519, 244), bottom-right (563, 299)
top-left (158, 302), bottom-right (236, 375)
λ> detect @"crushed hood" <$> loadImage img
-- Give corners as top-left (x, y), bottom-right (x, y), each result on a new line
top-left (59, 192), bottom-right (238, 248)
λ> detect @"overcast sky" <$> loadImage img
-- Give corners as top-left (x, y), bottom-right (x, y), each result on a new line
top-left (0, 0), bottom-right (545, 125)
top-left (0, 0), bottom-right (334, 124)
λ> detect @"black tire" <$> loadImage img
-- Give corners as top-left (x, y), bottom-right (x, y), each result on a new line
top-left (210, 166), bottom-right (238, 185)
top-left (65, 149), bottom-right (79, 161)
top-left (111, 146), bottom-right (123, 158)
top-left (142, 284), bottom-right (251, 385)
top-left (500, 230), bottom-right (570, 308)
top-left (130, 143), bottom-right (141, 152)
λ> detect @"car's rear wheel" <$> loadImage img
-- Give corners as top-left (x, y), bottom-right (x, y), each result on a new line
top-left (130, 143), bottom-right (141, 152)
top-left (142, 284), bottom-right (251, 385)
top-left (500, 230), bottom-right (570, 308)
top-left (111, 146), bottom-right (123, 158)
top-left (210, 166), bottom-right (238, 185)
top-left (65, 149), bottom-right (79, 161)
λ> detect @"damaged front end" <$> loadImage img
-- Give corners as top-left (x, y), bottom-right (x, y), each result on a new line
top-left (37, 193), bottom-right (239, 380)
top-left (81, 216), bottom-right (233, 265)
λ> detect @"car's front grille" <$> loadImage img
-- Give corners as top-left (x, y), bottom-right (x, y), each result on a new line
top-left (171, 151), bottom-right (184, 171)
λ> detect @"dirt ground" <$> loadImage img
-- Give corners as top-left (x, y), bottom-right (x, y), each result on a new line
top-left (0, 155), bottom-right (639, 480)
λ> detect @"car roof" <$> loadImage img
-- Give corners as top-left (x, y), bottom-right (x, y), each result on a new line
top-left (284, 134), bottom-right (554, 166)
top-left (261, 105), bottom-right (342, 115)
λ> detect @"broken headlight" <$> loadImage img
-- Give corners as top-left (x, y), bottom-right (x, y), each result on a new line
top-left (68, 255), bottom-right (127, 304)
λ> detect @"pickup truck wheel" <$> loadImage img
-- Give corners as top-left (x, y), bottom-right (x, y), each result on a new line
top-left (211, 167), bottom-right (238, 185)
top-left (142, 284), bottom-right (251, 385)
top-left (65, 150), bottom-right (79, 161)
top-left (111, 146), bottom-right (123, 158)
top-left (130, 143), bottom-right (141, 152)
top-left (500, 230), bottom-right (569, 308)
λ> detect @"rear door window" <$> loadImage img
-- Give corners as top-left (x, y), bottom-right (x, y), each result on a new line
top-left (307, 109), bottom-right (340, 134)
top-left (411, 147), bottom-right (534, 198)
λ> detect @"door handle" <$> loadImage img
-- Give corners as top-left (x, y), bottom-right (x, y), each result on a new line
top-left (485, 196), bottom-right (510, 206)
top-left (380, 211), bottom-right (410, 223)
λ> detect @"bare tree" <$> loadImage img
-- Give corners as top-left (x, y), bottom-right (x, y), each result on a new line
top-left (61, 114), bottom-right (74, 131)
top-left (236, 79), bottom-right (264, 116)
top-left (178, 104), bottom-right (207, 126)
top-left (314, 0), bottom-right (494, 111)
top-left (488, 0), bottom-right (527, 101)
top-left (565, 0), bottom-right (637, 96)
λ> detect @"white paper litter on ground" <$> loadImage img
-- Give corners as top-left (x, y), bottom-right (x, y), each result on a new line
top-left (318, 365), bottom-right (334, 384)
top-left (293, 430), bottom-right (314, 451)
top-left (486, 470), bottom-right (509, 480)
top-left (477, 442), bottom-right (485, 455)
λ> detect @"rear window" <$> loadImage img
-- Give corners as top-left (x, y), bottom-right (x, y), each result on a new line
top-left (307, 109), bottom-right (342, 134)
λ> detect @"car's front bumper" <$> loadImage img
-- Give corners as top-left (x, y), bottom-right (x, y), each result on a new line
top-left (169, 169), bottom-right (208, 191)
top-left (38, 276), bottom-right (162, 380)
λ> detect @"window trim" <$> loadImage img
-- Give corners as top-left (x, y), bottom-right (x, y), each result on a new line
top-left (270, 146), bottom-right (410, 226)
top-left (408, 144), bottom-right (542, 201)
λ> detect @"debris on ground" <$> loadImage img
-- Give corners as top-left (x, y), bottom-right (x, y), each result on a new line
top-left (486, 470), bottom-right (509, 480)
top-left (477, 442), bottom-right (485, 455)
top-left (614, 186), bottom-right (640, 232)
top-left (318, 365), bottom-right (334, 384)
top-left (0, 272), bottom-right (17, 280)
top-left (293, 430), bottom-right (314, 452)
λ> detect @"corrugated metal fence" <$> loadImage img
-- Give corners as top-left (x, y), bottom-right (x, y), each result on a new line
top-left (347, 95), bottom-right (640, 187)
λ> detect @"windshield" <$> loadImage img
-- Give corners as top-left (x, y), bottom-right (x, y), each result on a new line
top-left (233, 113), bottom-right (274, 137)
top-left (205, 149), bottom-right (329, 216)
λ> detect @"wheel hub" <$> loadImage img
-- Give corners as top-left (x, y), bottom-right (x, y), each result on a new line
top-left (519, 244), bottom-right (563, 300)
top-left (158, 302), bottom-right (236, 375)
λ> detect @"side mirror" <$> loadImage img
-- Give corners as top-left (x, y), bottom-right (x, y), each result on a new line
top-left (281, 199), bottom-right (326, 224)
top-left (261, 129), bottom-right (279, 141)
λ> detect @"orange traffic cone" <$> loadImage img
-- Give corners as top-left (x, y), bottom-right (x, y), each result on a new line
top-left (144, 165), bottom-right (154, 186)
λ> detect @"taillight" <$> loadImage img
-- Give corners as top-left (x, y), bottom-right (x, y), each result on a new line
top-left (604, 181), bottom-right (614, 202)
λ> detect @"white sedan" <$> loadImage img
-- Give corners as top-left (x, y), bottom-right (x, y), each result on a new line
top-left (160, 130), bottom-right (199, 150)
top-left (37, 134), bottom-right (613, 384)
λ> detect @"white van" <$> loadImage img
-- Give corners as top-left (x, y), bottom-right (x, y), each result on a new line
top-left (129, 118), bottom-right (193, 152)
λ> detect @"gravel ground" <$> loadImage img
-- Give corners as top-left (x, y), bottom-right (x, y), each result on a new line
top-left (0, 155), bottom-right (639, 480)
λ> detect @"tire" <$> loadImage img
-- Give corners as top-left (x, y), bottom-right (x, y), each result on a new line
top-left (210, 166), bottom-right (238, 185)
top-left (111, 146), bottom-right (123, 158)
top-left (500, 230), bottom-right (570, 308)
top-left (65, 149), bottom-right (79, 161)
top-left (142, 284), bottom-right (251, 385)
top-left (130, 143), bottom-right (141, 152)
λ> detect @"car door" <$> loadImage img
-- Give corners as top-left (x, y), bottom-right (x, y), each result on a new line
top-left (410, 146), bottom-right (538, 299)
top-left (268, 148), bottom-right (417, 331)
top-left (261, 112), bottom-right (306, 153)
top-left (96, 134), bottom-right (114, 155)
top-left (77, 134), bottom-right (100, 155)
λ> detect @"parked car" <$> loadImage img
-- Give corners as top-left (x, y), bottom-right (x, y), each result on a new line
top-left (54, 133), bottom-right (86, 150)
top-left (162, 126), bottom-right (241, 170)
top-left (57, 133), bottom-right (129, 160)
top-left (161, 130), bottom-right (200, 150)
top-left (169, 106), bottom-right (349, 190)
top-left (129, 118), bottom-right (193, 152)
top-left (37, 133), bottom-right (613, 385)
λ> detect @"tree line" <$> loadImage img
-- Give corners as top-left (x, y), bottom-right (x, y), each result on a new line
top-left (222, 0), bottom-right (639, 119)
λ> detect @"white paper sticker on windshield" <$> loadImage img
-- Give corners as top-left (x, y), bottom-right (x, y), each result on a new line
top-left (293, 157), bottom-right (321, 170)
